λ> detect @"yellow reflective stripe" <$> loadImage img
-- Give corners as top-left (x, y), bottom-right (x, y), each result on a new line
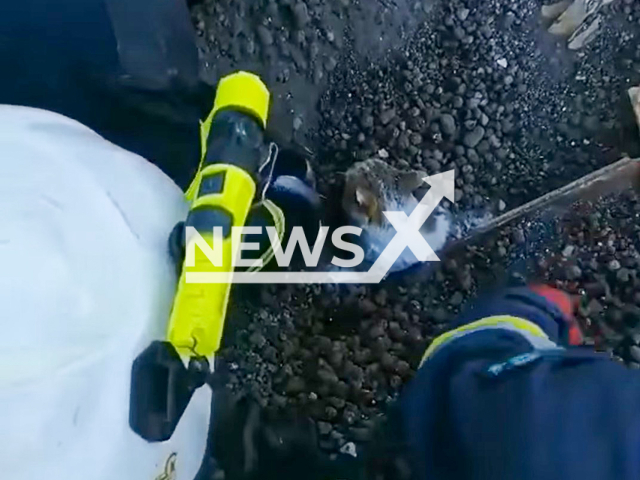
top-left (186, 102), bottom-right (217, 202)
top-left (420, 316), bottom-right (549, 367)
top-left (185, 115), bottom-right (212, 202)
top-left (245, 199), bottom-right (285, 273)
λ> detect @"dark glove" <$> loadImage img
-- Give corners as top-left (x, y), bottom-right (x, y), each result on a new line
top-left (210, 389), bottom-right (354, 480)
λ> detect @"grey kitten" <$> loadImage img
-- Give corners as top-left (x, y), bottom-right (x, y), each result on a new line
top-left (342, 158), bottom-right (451, 273)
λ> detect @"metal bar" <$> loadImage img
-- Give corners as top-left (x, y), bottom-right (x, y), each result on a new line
top-left (462, 156), bottom-right (640, 242)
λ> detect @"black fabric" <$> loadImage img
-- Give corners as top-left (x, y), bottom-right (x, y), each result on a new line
top-left (204, 110), bottom-right (266, 175)
top-left (0, 0), bottom-right (212, 190)
top-left (129, 341), bottom-right (201, 442)
top-left (205, 386), bottom-right (361, 480)
top-left (199, 171), bottom-right (227, 196)
top-left (187, 206), bottom-right (234, 239)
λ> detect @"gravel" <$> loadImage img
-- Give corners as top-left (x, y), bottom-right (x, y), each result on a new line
top-left (191, 0), bottom-right (640, 468)
top-left (218, 186), bottom-right (640, 466)
top-left (440, 114), bottom-right (457, 136)
top-left (463, 126), bottom-right (486, 148)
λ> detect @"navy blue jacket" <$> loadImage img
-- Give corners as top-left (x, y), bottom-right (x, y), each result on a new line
top-left (399, 288), bottom-right (640, 480)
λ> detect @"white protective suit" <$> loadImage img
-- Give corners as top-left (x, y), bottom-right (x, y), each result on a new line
top-left (0, 106), bottom-right (212, 480)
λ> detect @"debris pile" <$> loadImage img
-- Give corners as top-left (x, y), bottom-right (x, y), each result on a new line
top-left (194, 0), bottom-right (640, 457)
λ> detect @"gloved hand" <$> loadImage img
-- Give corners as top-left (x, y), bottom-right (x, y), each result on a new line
top-left (168, 146), bottom-right (322, 275)
top-left (209, 388), bottom-right (356, 480)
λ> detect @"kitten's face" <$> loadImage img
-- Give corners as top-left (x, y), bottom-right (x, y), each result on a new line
top-left (342, 158), bottom-right (425, 228)
top-left (341, 158), bottom-right (452, 273)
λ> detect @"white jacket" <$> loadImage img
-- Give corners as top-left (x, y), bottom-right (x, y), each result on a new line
top-left (0, 106), bottom-right (211, 480)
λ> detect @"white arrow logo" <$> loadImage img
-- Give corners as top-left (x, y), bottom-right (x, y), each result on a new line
top-left (186, 170), bottom-right (455, 284)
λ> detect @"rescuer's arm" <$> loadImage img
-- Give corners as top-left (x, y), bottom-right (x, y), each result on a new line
top-left (205, 285), bottom-right (586, 480)
top-left (374, 285), bottom-right (640, 480)
top-left (207, 284), bottom-right (640, 480)
top-left (343, 285), bottom-right (585, 480)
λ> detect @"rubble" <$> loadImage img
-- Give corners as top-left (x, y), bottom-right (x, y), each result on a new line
top-left (193, 0), bottom-right (640, 462)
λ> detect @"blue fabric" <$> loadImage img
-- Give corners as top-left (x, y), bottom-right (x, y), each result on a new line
top-left (453, 287), bottom-right (570, 344)
top-left (399, 288), bottom-right (640, 480)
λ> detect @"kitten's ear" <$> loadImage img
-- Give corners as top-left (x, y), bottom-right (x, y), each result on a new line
top-left (355, 186), bottom-right (379, 221)
top-left (399, 170), bottom-right (427, 194)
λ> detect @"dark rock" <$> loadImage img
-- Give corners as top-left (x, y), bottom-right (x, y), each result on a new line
top-left (463, 126), bottom-right (485, 148)
top-left (317, 421), bottom-right (333, 436)
top-left (380, 352), bottom-right (397, 372)
top-left (285, 376), bottom-right (306, 395)
top-left (389, 375), bottom-right (403, 389)
top-left (396, 360), bottom-right (412, 377)
top-left (263, 346), bottom-right (278, 363)
top-left (334, 381), bottom-right (349, 399)
top-left (380, 108), bottom-right (397, 125)
top-left (608, 260), bottom-right (621, 271)
top-left (292, 3), bottom-right (310, 28)
top-left (457, 7), bottom-right (470, 21)
top-left (249, 331), bottom-right (267, 348)
top-left (617, 268), bottom-right (631, 283)
top-left (344, 361), bottom-right (364, 383)
top-left (353, 348), bottom-right (372, 365)
top-left (328, 349), bottom-right (344, 369)
top-left (432, 307), bottom-right (448, 323)
top-left (374, 289), bottom-right (388, 306)
top-left (565, 265), bottom-right (582, 281)
top-left (410, 132), bottom-right (423, 145)
top-left (405, 326), bottom-right (423, 344)
top-left (325, 56), bottom-right (338, 72)
top-left (343, 405), bottom-right (359, 425)
top-left (362, 115), bottom-right (374, 129)
top-left (325, 406), bottom-right (338, 420)
top-left (360, 298), bottom-right (378, 315)
top-left (587, 299), bottom-right (603, 316)
top-left (450, 291), bottom-right (464, 306)
top-left (316, 336), bottom-right (333, 354)
top-left (318, 438), bottom-right (336, 451)
top-left (388, 322), bottom-right (405, 341)
top-left (257, 26), bottom-right (273, 46)
top-left (630, 345), bottom-right (640, 363)
top-left (512, 228), bottom-right (525, 244)
top-left (318, 368), bottom-right (339, 385)
top-left (440, 114), bottom-right (456, 136)
top-left (368, 323), bottom-right (385, 339)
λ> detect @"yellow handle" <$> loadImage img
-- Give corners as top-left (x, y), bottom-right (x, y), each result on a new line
top-left (168, 164), bottom-right (256, 357)
top-left (167, 71), bottom-right (271, 359)
top-left (186, 71), bottom-right (271, 202)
